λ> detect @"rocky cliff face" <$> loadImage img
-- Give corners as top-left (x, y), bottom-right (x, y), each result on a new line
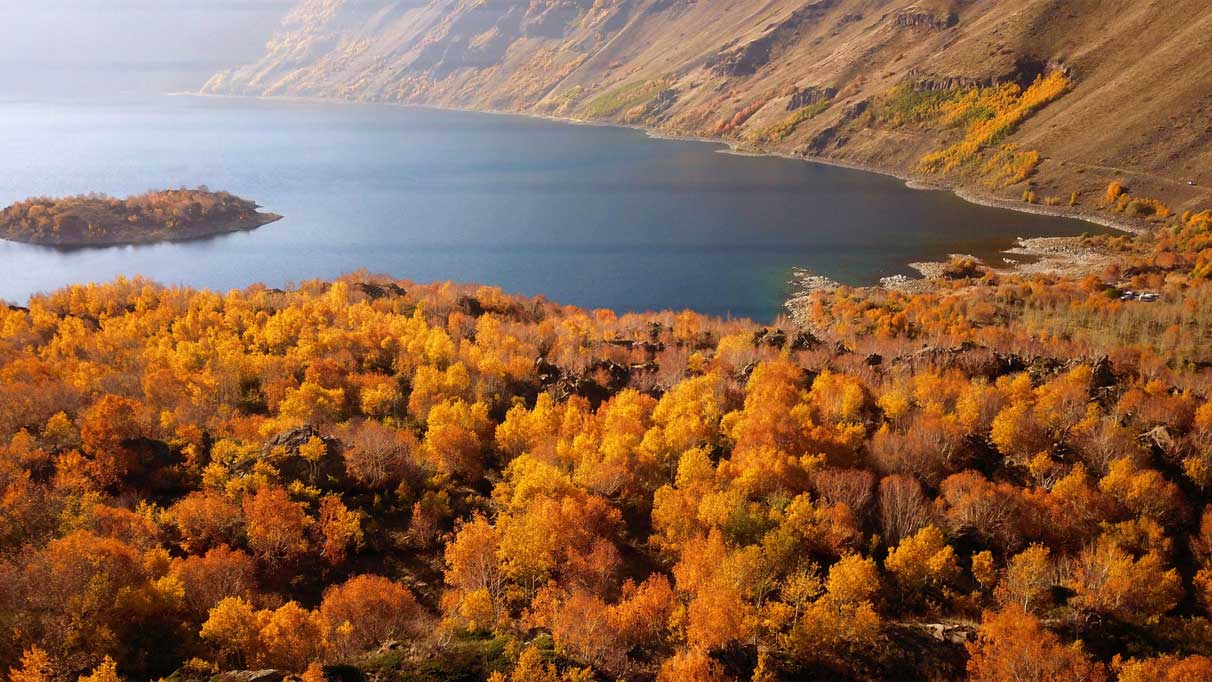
top-left (205, 0), bottom-right (1212, 215)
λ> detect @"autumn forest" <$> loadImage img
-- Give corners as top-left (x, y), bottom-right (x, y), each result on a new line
top-left (4, 202), bottom-right (1212, 682)
top-left (10, 0), bottom-right (1212, 679)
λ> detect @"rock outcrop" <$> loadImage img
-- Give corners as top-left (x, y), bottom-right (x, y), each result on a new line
top-left (787, 85), bottom-right (837, 110)
top-left (891, 7), bottom-right (958, 30)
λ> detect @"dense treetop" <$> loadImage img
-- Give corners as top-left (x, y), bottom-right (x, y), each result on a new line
top-left (4, 205), bottom-right (1212, 681)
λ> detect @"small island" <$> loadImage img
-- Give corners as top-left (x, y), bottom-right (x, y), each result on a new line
top-left (0, 187), bottom-right (282, 246)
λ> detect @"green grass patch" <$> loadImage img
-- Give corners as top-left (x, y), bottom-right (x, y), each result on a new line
top-left (872, 85), bottom-right (953, 126)
top-left (581, 80), bottom-right (662, 118)
top-left (756, 100), bottom-right (831, 142)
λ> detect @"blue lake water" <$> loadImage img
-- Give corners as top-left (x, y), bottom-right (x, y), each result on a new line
top-left (0, 95), bottom-right (1101, 321)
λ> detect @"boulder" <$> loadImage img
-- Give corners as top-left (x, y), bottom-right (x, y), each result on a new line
top-left (457, 295), bottom-right (485, 317)
top-left (262, 424), bottom-right (338, 459)
top-left (352, 281), bottom-right (406, 300)
top-left (789, 331), bottom-right (822, 351)
top-left (535, 357), bottom-right (562, 385)
top-left (261, 425), bottom-right (344, 485)
top-left (921, 622), bottom-right (976, 644)
top-left (1091, 355), bottom-right (1117, 389)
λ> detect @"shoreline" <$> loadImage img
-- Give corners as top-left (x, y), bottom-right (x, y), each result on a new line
top-left (184, 91), bottom-right (1148, 307)
top-left (0, 213), bottom-right (282, 249)
top-left (184, 90), bottom-right (1145, 240)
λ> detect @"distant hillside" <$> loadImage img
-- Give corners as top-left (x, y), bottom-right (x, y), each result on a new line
top-left (204, 0), bottom-right (1212, 220)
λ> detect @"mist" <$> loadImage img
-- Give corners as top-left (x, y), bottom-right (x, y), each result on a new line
top-left (0, 1), bottom-right (293, 96)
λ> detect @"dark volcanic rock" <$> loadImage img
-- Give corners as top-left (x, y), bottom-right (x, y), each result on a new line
top-left (787, 85), bottom-right (837, 110)
top-left (892, 8), bottom-right (958, 30)
top-left (790, 331), bottom-right (822, 351)
top-left (709, 0), bottom-right (836, 76)
top-left (911, 74), bottom-right (1000, 92)
top-left (263, 425), bottom-right (344, 486)
top-left (806, 98), bottom-right (869, 153)
top-left (753, 327), bottom-right (790, 348)
top-left (535, 356), bottom-right (562, 385)
top-left (353, 281), bottom-right (406, 300)
top-left (636, 87), bottom-right (679, 121)
top-left (262, 424), bottom-right (337, 459)
top-left (457, 295), bottom-right (486, 317)
top-left (1091, 355), bottom-right (1117, 389)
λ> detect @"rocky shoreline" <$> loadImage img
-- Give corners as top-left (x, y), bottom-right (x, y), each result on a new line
top-left (31, 213), bottom-right (284, 248)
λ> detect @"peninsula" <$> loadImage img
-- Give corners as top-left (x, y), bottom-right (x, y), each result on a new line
top-left (0, 188), bottom-right (281, 246)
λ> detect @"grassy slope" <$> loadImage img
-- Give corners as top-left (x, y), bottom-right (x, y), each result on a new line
top-left (203, 0), bottom-right (1212, 217)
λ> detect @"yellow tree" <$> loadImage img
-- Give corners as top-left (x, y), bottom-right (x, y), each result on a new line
top-left (316, 494), bottom-right (362, 566)
top-left (444, 513), bottom-right (505, 629)
top-left (78, 657), bottom-right (121, 682)
top-left (686, 586), bottom-right (752, 651)
top-left (656, 650), bottom-right (731, 682)
top-left (320, 575), bottom-right (421, 658)
top-left (884, 525), bottom-right (959, 597)
top-left (200, 597), bottom-right (262, 668)
top-left (422, 399), bottom-right (491, 480)
top-left (994, 545), bottom-right (1052, 612)
top-left (242, 486), bottom-right (310, 563)
top-left (967, 606), bottom-right (1106, 682)
top-left (1115, 655), bottom-right (1212, 682)
top-left (8, 648), bottom-right (55, 682)
top-left (784, 554), bottom-right (881, 657)
top-left (1067, 537), bottom-right (1181, 625)
top-left (257, 602), bottom-right (325, 671)
top-left (408, 362), bottom-right (471, 421)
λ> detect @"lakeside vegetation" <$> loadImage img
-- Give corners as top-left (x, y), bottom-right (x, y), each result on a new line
top-left (752, 100), bottom-right (832, 144)
top-left (866, 72), bottom-right (1071, 191)
top-left (0, 188), bottom-right (280, 246)
top-left (4, 195), bottom-right (1212, 681)
top-left (580, 80), bottom-right (672, 120)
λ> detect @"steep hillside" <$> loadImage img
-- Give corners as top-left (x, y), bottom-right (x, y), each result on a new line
top-left (204, 0), bottom-right (1212, 221)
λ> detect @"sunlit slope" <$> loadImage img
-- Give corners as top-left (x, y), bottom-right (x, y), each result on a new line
top-left (205, 0), bottom-right (1212, 213)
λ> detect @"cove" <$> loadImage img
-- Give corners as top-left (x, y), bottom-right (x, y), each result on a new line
top-left (0, 95), bottom-right (1103, 321)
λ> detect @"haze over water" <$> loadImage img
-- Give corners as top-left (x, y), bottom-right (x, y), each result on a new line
top-left (0, 95), bottom-right (1101, 321)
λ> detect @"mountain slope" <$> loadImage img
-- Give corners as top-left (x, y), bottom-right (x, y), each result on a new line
top-left (204, 0), bottom-right (1212, 217)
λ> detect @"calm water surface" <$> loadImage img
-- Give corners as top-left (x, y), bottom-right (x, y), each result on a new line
top-left (0, 95), bottom-right (1102, 321)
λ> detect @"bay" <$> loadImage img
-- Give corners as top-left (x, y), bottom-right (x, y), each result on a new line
top-left (0, 95), bottom-right (1101, 321)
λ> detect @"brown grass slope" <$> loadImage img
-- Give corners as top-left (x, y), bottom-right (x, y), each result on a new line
top-left (204, 0), bottom-right (1212, 216)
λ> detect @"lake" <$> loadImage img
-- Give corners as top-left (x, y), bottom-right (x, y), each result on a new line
top-left (0, 95), bottom-right (1101, 321)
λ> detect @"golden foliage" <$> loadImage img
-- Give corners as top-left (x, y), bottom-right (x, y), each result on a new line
top-left (967, 606), bottom-right (1106, 682)
top-left (919, 72), bottom-right (1071, 175)
top-left (3, 265), bottom-right (1212, 679)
